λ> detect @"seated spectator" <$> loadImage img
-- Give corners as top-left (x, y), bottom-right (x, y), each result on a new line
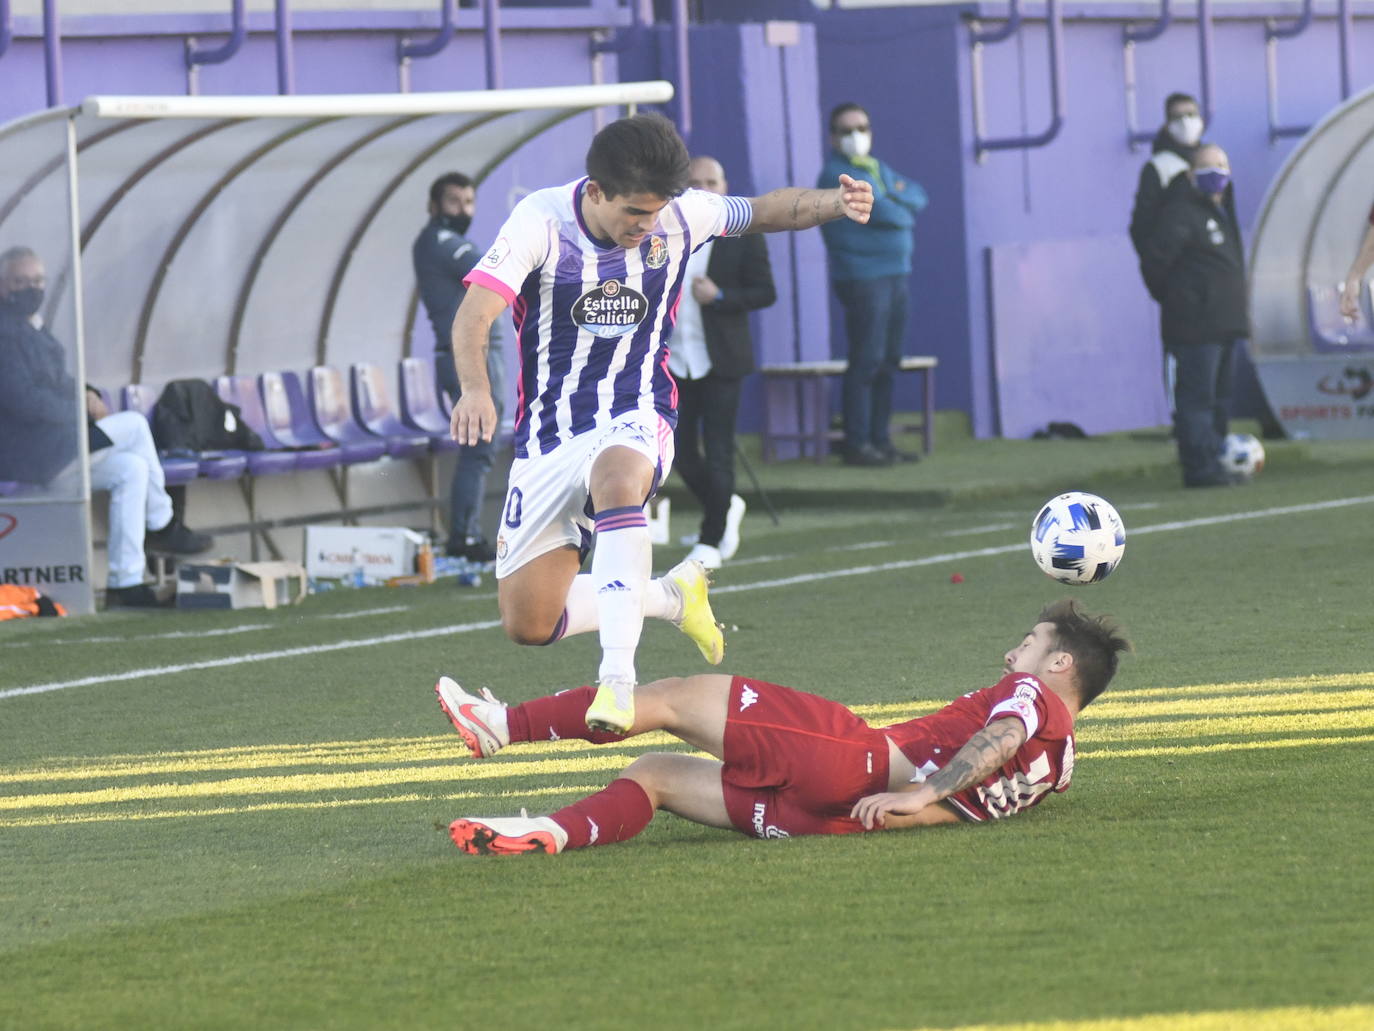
top-left (0, 246), bottom-right (212, 608)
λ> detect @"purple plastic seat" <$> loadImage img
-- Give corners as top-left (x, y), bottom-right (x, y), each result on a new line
top-left (257, 371), bottom-right (345, 470)
top-left (350, 363), bottom-right (431, 459)
top-left (117, 384), bottom-right (201, 485)
top-left (306, 366), bottom-right (388, 464)
top-left (0, 481), bottom-right (25, 497)
top-left (1308, 282), bottom-right (1374, 352)
top-left (213, 376), bottom-right (300, 476)
top-left (397, 356), bottom-right (461, 453)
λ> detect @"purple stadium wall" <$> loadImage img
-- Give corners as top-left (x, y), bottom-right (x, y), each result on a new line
top-left (2, 3), bottom-right (1372, 439)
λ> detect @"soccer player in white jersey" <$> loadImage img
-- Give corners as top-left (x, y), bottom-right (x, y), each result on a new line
top-left (447, 112), bottom-right (874, 735)
top-left (436, 599), bottom-right (1132, 855)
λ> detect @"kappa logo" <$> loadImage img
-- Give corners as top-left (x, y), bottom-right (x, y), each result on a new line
top-left (598, 579), bottom-right (632, 594)
top-left (751, 802), bottom-right (789, 839)
top-left (739, 685), bottom-right (758, 712)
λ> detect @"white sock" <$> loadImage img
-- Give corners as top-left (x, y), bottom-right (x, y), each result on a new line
top-left (556, 570), bottom-right (680, 641)
top-left (591, 508), bottom-right (651, 683)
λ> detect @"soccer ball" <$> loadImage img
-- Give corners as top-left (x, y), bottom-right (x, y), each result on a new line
top-left (1220, 432), bottom-right (1265, 479)
top-left (1029, 492), bottom-right (1126, 585)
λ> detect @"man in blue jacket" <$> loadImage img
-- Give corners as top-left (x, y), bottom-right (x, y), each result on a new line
top-left (818, 103), bottom-right (928, 467)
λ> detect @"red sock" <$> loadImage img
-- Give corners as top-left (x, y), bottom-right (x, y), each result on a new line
top-left (551, 777), bottom-right (655, 850)
top-left (507, 685), bottom-right (627, 745)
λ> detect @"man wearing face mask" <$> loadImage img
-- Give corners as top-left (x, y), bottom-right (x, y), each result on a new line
top-left (818, 103), bottom-right (928, 467)
top-left (0, 246), bottom-right (213, 607)
top-left (1129, 93), bottom-right (1204, 262)
top-left (413, 172), bottom-right (505, 565)
top-left (1139, 146), bottom-right (1248, 488)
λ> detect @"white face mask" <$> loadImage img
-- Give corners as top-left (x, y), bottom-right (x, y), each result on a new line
top-left (1167, 114), bottom-right (1204, 148)
top-left (838, 130), bottom-right (872, 159)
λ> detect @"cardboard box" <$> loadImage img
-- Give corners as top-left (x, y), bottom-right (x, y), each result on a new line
top-left (176, 560), bottom-right (308, 610)
top-left (304, 525), bottom-right (426, 583)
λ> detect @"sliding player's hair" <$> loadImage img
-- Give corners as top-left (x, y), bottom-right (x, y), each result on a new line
top-left (1037, 598), bottom-right (1132, 707)
top-left (585, 112), bottom-right (690, 201)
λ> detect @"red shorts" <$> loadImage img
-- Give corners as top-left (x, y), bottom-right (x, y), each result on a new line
top-left (720, 676), bottom-right (890, 839)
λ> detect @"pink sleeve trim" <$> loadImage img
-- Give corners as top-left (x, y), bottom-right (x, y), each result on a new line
top-left (463, 268), bottom-right (517, 305)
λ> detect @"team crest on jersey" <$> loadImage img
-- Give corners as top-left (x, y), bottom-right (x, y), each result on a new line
top-left (496, 535), bottom-right (508, 560)
top-left (643, 235), bottom-right (669, 269)
top-left (572, 279), bottom-right (649, 339)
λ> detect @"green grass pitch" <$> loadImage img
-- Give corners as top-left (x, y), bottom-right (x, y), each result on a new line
top-left (2, 426), bottom-right (1372, 1031)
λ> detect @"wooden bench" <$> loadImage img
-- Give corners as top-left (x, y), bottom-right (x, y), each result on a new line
top-left (758, 356), bottom-right (938, 462)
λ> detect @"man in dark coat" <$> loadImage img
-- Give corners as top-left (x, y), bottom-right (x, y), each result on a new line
top-left (413, 172), bottom-right (504, 563)
top-left (0, 246), bottom-right (210, 607)
top-left (1129, 92), bottom-right (1204, 259)
top-left (1139, 145), bottom-right (1247, 488)
top-left (669, 157), bottom-right (777, 569)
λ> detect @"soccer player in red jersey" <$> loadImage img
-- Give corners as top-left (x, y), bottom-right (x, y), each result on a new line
top-left (436, 598), bottom-right (1131, 855)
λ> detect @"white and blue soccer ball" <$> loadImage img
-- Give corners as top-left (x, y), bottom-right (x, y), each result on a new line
top-left (1029, 491), bottom-right (1126, 585)
top-left (1220, 432), bottom-right (1265, 480)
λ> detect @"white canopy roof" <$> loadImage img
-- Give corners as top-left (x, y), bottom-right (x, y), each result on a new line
top-left (0, 81), bottom-right (674, 388)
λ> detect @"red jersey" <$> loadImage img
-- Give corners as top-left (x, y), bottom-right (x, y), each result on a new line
top-left (881, 673), bottom-right (1076, 822)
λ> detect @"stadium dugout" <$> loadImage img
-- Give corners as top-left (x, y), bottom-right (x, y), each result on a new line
top-left (0, 81), bottom-right (672, 614)
top-left (1249, 82), bottom-right (1374, 441)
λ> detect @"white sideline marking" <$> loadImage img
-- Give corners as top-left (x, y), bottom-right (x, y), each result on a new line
top-left (0, 605), bottom-right (412, 651)
top-left (0, 620), bottom-right (502, 700)
top-left (6, 493), bottom-right (1374, 701)
top-left (713, 494), bottom-right (1374, 596)
top-left (0, 624), bottom-right (273, 648)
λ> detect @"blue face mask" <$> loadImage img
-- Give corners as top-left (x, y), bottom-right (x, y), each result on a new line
top-left (1195, 168), bottom-right (1230, 196)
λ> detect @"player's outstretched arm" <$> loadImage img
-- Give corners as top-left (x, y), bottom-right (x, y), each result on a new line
top-left (745, 174), bottom-right (873, 234)
top-left (449, 284), bottom-right (508, 445)
top-left (851, 717), bottom-right (1028, 830)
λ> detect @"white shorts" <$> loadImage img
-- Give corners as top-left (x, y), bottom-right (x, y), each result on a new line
top-left (494, 410), bottom-right (675, 578)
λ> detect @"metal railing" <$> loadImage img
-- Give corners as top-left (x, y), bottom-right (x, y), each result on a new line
top-left (970, 0), bottom-right (1065, 160)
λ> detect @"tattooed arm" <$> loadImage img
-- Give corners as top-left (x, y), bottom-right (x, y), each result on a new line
top-left (744, 174), bottom-right (873, 234)
top-left (850, 717), bottom-right (1029, 830)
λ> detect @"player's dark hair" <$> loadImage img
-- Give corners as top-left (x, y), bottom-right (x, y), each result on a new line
top-left (1038, 598), bottom-right (1131, 707)
top-left (828, 102), bottom-right (869, 135)
top-left (428, 171), bottom-right (474, 210)
top-left (585, 113), bottom-right (690, 200)
top-left (1164, 92), bottom-right (1198, 118)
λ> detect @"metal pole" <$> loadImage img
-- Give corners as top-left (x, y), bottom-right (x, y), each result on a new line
top-left (0, 0), bottom-right (13, 61)
top-left (275, 0), bottom-right (295, 95)
top-left (482, 0), bottom-right (502, 90)
top-left (672, 0), bottom-right (691, 139)
top-left (43, 0), bottom-right (62, 107)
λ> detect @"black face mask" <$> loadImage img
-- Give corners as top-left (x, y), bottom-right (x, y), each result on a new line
top-left (440, 213), bottom-right (472, 236)
top-left (2, 286), bottom-right (44, 318)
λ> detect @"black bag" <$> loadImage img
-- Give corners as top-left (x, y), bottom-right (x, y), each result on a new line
top-left (152, 379), bottom-right (264, 452)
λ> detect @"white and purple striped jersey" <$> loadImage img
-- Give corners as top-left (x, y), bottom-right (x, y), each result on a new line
top-left (464, 177), bottom-right (753, 459)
